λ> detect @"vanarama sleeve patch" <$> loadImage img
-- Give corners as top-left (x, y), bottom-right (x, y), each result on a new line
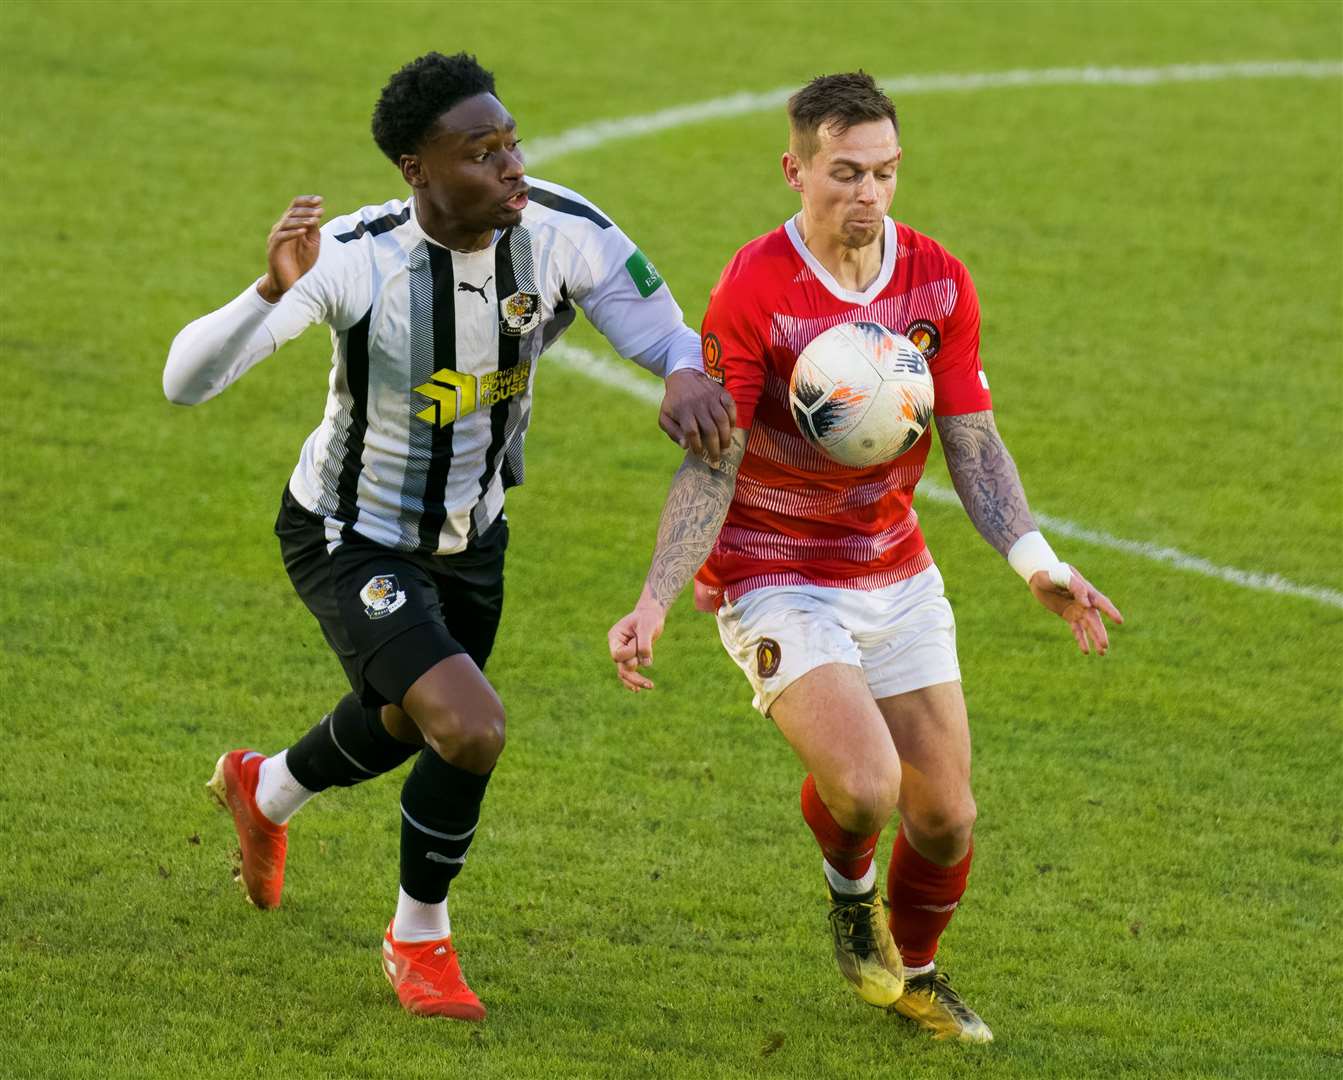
top-left (624, 249), bottom-right (665, 297)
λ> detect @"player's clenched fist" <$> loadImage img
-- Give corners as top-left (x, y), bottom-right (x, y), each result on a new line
top-left (258, 195), bottom-right (324, 303)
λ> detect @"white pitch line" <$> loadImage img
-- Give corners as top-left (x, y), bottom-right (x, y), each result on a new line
top-left (536, 59), bottom-right (1343, 609)
top-left (527, 59), bottom-right (1343, 164)
top-left (546, 342), bottom-right (1343, 610)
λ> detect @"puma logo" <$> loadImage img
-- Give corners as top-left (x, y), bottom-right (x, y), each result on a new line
top-left (457, 276), bottom-right (493, 302)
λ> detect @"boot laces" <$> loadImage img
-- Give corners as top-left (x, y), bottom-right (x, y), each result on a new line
top-left (828, 893), bottom-right (880, 954)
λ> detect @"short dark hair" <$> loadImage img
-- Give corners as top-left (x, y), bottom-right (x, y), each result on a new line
top-left (787, 71), bottom-right (899, 159)
top-left (371, 51), bottom-right (496, 162)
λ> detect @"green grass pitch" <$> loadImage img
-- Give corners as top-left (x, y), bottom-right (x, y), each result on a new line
top-left (2, 2), bottom-right (1340, 1077)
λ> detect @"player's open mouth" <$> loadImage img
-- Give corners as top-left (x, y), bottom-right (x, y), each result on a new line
top-left (503, 189), bottom-right (529, 211)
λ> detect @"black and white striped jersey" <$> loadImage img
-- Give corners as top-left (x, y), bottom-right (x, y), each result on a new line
top-left (164, 178), bottom-right (702, 554)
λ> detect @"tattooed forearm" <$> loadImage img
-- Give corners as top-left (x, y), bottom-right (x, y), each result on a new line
top-left (644, 430), bottom-right (748, 609)
top-left (935, 410), bottom-right (1037, 556)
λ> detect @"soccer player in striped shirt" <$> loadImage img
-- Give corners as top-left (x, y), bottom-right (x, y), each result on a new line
top-left (608, 72), bottom-right (1122, 1042)
top-left (164, 51), bottom-right (734, 1020)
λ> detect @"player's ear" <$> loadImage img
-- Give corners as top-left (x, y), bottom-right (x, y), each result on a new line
top-left (781, 152), bottom-right (804, 193)
top-left (399, 154), bottom-right (427, 189)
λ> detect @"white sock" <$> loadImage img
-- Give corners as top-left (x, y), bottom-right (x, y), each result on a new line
top-left (392, 887), bottom-right (451, 943)
top-left (254, 749), bottom-right (316, 825)
top-left (824, 860), bottom-right (877, 896)
top-left (905, 961), bottom-right (936, 977)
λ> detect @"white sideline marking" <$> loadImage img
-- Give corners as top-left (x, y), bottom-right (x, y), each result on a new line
top-left (546, 343), bottom-right (1343, 609)
top-left (527, 60), bottom-right (1343, 164)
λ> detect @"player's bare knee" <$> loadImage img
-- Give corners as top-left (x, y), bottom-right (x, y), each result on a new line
top-left (828, 763), bottom-right (901, 834)
top-left (471, 702), bottom-right (507, 763)
top-left (420, 700), bottom-right (505, 771)
top-left (906, 794), bottom-right (976, 850)
top-left (380, 705), bottom-right (426, 747)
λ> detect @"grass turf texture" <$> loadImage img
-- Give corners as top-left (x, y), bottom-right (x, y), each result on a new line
top-left (2, 1), bottom-right (1341, 1076)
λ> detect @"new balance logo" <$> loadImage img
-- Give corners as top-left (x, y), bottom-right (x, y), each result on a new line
top-left (457, 276), bottom-right (492, 302)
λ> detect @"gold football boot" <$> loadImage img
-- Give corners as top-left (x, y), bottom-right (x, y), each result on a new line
top-left (891, 969), bottom-right (993, 1042)
top-left (826, 887), bottom-right (905, 1007)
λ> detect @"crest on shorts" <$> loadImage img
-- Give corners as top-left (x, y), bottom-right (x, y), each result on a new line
top-left (756, 638), bottom-right (781, 678)
top-left (905, 319), bottom-right (941, 360)
top-left (499, 290), bottom-right (541, 336)
top-left (360, 574), bottom-right (407, 620)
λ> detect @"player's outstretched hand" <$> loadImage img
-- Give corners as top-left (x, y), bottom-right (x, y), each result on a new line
top-left (607, 604), bottom-right (666, 692)
top-left (660, 370), bottom-right (736, 466)
top-left (258, 195), bottom-right (324, 303)
top-left (1029, 566), bottom-right (1124, 656)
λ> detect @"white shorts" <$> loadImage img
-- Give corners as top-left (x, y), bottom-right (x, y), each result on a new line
top-left (715, 566), bottom-right (960, 716)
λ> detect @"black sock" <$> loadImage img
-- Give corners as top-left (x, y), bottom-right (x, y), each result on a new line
top-left (399, 749), bottom-right (492, 904)
top-left (285, 693), bottom-right (419, 792)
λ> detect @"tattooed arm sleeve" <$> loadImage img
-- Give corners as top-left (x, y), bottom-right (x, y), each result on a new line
top-left (644, 428), bottom-right (749, 609)
top-left (935, 410), bottom-right (1038, 557)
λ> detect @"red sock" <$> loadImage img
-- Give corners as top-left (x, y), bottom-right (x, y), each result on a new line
top-left (886, 826), bottom-right (972, 968)
top-left (800, 774), bottom-right (879, 881)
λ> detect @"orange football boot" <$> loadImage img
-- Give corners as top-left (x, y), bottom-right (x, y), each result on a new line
top-left (206, 750), bottom-right (287, 909)
top-left (381, 922), bottom-right (486, 1021)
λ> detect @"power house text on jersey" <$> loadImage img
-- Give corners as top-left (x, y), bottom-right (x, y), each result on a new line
top-left (696, 217), bottom-right (993, 607)
top-left (169, 179), bottom-right (700, 555)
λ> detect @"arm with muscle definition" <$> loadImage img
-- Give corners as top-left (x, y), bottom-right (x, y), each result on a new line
top-left (936, 409), bottom-right (1124, 654)
top-left (607, 429), bottom-right (749, 690)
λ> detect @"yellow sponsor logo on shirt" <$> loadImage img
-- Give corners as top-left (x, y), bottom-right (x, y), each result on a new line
top-left (413, 360), bottom-right (531, 427)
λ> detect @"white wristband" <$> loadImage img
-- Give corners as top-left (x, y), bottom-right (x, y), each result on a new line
top-left (1007, 531), bottom-right (1072, 589)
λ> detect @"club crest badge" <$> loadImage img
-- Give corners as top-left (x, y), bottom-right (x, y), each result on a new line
top-left (360, 574), bottom-right (407, 620)
top-left (499, 290), bottom-right (541, 336)
top-left (703, 332), bottom-right (725, 385)
top-left (904, 319), bottom-right (941, 361)
top-left (756, 638), bottom-right (781, 679)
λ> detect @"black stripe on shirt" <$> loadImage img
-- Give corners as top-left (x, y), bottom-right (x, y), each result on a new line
top-left (541, 290), bottom-right (576, 351)
top-left (334, 309), bottom-right (372, 538)
top-left (335, 206), bottom-right (412, 244)
top-left (468, 231), bottom-right (519, 540)
top-left (416, 245), bottom-right (458, 551)
top-left (525, 186), bottom-right (612, 230)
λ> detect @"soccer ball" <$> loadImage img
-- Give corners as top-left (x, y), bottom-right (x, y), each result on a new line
top-left (789, 321), bottom-right (935, 467)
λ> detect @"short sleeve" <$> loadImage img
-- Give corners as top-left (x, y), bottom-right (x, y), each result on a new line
top-left (931, 260), bottom-right (993, 416)
top-left (701, 273), bottom-right (767, 429)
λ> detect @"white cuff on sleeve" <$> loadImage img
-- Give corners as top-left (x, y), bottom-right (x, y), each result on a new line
top-left (664, 349), bottom-right (706, 378)
top-left (247, 276), bottom-right (280, 308)
top-left (1007, 531), bottom-right (1072, 589)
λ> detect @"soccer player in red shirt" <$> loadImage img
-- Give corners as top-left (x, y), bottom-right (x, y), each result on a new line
top-left (608, 72), bottom-right (1122, 1042)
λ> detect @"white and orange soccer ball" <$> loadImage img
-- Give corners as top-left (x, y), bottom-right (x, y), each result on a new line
top-left (788, 321), bottom-right (935, 468)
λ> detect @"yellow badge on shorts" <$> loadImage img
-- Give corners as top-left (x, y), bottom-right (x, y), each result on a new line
top-left (756, 638), bottom-right (781, 678)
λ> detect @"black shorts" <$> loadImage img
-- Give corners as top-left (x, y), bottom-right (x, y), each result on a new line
top-left (275, 486), bottom-right (508, 707)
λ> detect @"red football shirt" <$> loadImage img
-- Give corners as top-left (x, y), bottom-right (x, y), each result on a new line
top-left (695, 216), bottom-right (992, 607)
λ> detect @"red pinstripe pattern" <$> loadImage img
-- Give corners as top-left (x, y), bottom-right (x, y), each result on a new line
top-left (733, 469), bottom-right (923, 518)
top-left (745, 418), bottom-right (854, 474)
top-left (698, 221), bottom-right (985, 599)
top-left (769, 277), bottom-right (958, 356)
top-left (725, 549), bottom-right (935, 603)
top-left (718, 510), bottom-right (921, 564)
